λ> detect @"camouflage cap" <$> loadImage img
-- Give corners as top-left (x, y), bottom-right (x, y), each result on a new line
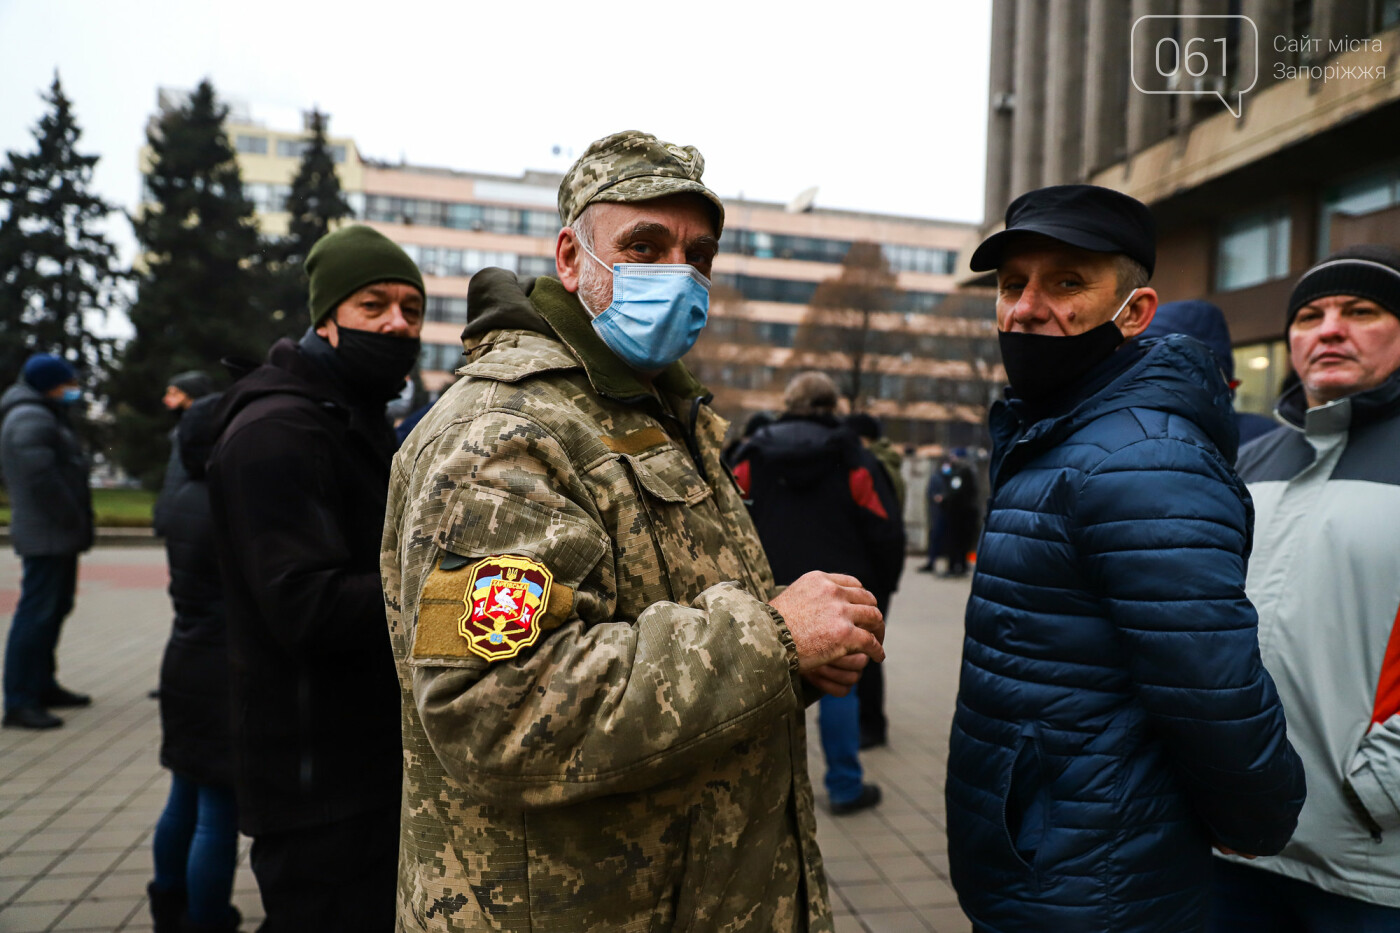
top-left (558, 130), bottom-right (725, 235)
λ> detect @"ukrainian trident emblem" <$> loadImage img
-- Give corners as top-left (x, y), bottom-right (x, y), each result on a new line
top-left (458, 555), bottom-right (553, 661)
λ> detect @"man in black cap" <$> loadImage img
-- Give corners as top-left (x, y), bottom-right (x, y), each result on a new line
top-left (1210, 245), bottom-right (1400, 931)
top-left (206, 225), bottom-right (424, 932)
top-left (944, 185), bottom-right (1305, 932)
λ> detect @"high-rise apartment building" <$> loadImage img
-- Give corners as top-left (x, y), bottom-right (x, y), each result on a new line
top-left (976, 0), bottom-right (1400, 415)
top-left (143, 91), bottom-right (997, 449)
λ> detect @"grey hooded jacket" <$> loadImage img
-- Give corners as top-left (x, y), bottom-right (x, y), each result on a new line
top-left (1227, 369), bottom-right (1400, 905)
top-left (0, 381), bottom-right (93, 556)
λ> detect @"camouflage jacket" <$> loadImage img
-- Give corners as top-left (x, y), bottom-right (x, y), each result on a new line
top-left (382, 270), bottom-right (831, 932)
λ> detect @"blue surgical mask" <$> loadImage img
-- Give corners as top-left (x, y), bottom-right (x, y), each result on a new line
top-left (580, 242), bottom-right (710, 372)
top-left (60, 388), bottom-right (83, 406)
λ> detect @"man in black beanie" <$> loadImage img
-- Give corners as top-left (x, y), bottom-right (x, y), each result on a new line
top-left (206, 225), bottom-right (423, 932)
top-left (1211, 244), bottom-right (1400, 931)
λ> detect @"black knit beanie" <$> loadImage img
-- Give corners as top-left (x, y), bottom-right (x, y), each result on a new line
top-left (305, 225), bottom-right (425, 326)
top-left (1287, 245), bottom-right (1400, 329)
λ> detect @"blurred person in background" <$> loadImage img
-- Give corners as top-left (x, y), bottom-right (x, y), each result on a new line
top-left (147, 391), bottom-right (241, 933)
top-left (846, 410), bottom-right (905, 749)
top-left (1142, 300), bottom-right (1279, 454)
top-left (938, 450), bottom-right (979, 578)
top-left (917, 457), bottom-right (948, 573)
top-left (734, 371), bottom-right (905, 810)
top-left (1210, 246), bottom-right (1400, 931)
top-left (1, 353), bottom-right (92, 730)
top-left (153, 370), bottom-right (217, 538)
top-left (207, 225), bottom-right (423, 932)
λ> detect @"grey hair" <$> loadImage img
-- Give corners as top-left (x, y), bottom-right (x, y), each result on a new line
top-left (1114, 254), bottom-right (1150, 300)
top-left (568, 204), bottom-right (597, 253)
top-left (783, 371), bottom-right (840, 416)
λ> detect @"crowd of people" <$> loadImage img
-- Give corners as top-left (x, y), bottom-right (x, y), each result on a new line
top-left (3, 128), bottom-right (1400, 933)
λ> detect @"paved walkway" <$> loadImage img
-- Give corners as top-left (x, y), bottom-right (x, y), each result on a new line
top-left (0, 548), bottom-right (972, 932)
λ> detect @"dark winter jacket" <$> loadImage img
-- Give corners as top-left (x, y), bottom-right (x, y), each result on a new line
top-left (946, 335), bottom-right (1305, 933)
top-left (207, 338), bottom-right (402, 835)
top-left (157, 393), bottom-right (233, 788)
top-left (0, 381), bottom-right (93, 556)
top-left (733, 414), bottom-right (905, 605)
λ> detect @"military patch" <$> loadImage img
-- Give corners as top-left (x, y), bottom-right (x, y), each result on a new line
top-left (413, 551), bottom-right (576, 663)
top-left (457, 555), bottom-right (554, 662)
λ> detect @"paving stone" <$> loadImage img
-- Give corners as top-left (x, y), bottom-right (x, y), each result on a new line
top-left (51, 896), bottom-right (143, 930)
top-left (0, 901), bottom-right (66, 932)
top-left (876, 853), bottom-right (939, 881)
top-left (891, 876), bottom-right (958, 907)
top-left (862, 910), bottom-right (933, 932)
top-left (13, 874), bottom-right (91, 903)
top-left (922, 905), bottom-right (974, 933)
top-left (838, 881), bottom-right (908, 913)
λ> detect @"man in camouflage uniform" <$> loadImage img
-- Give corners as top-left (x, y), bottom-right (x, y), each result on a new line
top-left (382, 130), bottom-right (887, 931)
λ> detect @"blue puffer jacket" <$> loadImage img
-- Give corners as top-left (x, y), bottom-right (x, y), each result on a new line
top-left (946, 335), bottom-right (1305, 933)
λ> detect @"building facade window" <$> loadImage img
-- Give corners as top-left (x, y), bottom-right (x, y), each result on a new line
top-left (716, 230), bottom-right (956, 275)
top-left (364, 194), bottom-right (560, 238)
top-left (1216, 205), bottom-right (1291, 292)
top-left (1317, 162), bottom-right (1400, 258)
top-left (399, 243), bottom-right (522, 278)
top-left (713, 273), bottom-right (944, 311)
top-left (425, 296), bottom-right (470, 325)
top-left (1231, 340), bottom-right (1290, 416)
top-left (235, 134), bottom-right (268, 155)
top-left (420, 342), bottom-right (464, 372)
top-left (244, 182), bottom-right (291, 213)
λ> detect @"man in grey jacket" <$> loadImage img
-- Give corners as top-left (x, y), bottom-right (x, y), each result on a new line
top-left (1212, 245), bottom-right (1400, 930)
top-left (1, 354), bottom-right (94, 729)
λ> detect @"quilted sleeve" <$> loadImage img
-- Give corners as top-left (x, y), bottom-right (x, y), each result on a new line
top-left (1074, 434), bottom-right (1305, 855)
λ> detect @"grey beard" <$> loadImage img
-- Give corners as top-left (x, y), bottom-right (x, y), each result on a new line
top-left (577, 262), bottom-right (612, 320)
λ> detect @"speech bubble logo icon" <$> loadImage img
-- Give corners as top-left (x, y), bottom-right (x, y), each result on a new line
top-left (1130, 15), bottom-right (1259, 118)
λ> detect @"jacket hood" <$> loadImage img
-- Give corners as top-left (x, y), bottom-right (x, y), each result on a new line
top-left (212, 339), bottom-right (345, 436)
top-left (1001, 334), bottom-right (1240, 465)
top-left (177, 392), bottom-right (224, 479)
top-left (743, 415), bottom-right (856, 489)
top-left (0, 380), bottom-right (54, 419)
top-left (1142, 300), bottom-right (1235, 382)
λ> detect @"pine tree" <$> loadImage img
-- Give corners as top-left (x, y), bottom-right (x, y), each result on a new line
top-left (0, 74), bottom-right (122, 386)
top-left (107, 79), bottom-right (267, 487)
top-left (264, 108), bottom-right (352, 343)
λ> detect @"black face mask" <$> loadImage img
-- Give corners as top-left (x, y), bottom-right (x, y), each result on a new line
top-left (333, 325), bottom-right (421, 403)
top-left (997, 320), bottom-right (1125, 401)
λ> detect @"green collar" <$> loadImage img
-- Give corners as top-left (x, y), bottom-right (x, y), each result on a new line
top-left (528, 276), bottom-right (709, 404)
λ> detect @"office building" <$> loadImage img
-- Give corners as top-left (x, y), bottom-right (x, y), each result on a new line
top-left (975, 0), bottom-right (1400, 413)
top-left (144, 91), bottom-right (997, 449)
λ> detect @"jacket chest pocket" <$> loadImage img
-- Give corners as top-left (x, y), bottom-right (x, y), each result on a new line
top-left (592, 444), bottom-right (748, 612)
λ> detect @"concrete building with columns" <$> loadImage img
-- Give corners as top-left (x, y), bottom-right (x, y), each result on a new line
top-left (143, 91), bottom-right (997, 451)
top-left (976, 0), bottom-right (1400, 415)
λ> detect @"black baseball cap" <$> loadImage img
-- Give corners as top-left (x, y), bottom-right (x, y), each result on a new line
top-left (970, 184), bottom-right (1157, 276)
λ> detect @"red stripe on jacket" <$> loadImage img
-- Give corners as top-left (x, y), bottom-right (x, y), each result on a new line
top-left (1371, 600), bottom-right (1400, 727)
top-left (848, 467), bottom-right (889, 520)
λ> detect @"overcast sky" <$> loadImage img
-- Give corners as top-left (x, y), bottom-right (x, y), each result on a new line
top-left (1, 0), bottom-right (991, 258)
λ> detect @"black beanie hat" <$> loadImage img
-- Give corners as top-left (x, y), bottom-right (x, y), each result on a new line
top-left (1287, 245), bottom-right (1400, 329)
top-left (168, 370), bottom-right (215, 399)
top-left (305, 225), bottom-right (425, 326)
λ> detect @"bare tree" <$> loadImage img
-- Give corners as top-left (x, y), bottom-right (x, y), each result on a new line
top-left (794, 241), bottom-right (900, 411)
